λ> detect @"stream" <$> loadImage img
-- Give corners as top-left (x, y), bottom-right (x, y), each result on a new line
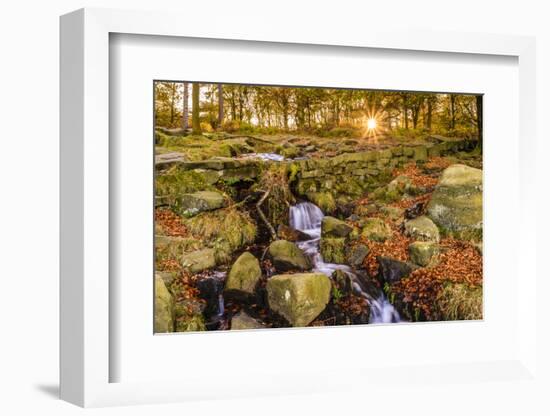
top-left (289, 202), bottom-right (401, 324)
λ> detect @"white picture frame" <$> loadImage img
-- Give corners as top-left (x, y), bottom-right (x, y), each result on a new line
top-left (60, 7), bottom-right (539, 408)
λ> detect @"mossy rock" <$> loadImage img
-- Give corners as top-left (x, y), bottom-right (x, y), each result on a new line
top-left (408, 241), bottom-right (438, 267)
top-left (346, 244), bottom-right (369, 268)
top-left (305, 192), bottom-right (336, 213)
top-left (231, 312), bottom-right (265, 330)
top-left (426, 164), bottom-right (482, 241)
top-left (154, 274), bottom-right (174, 333)
top-left (320, 237), bottom-right (346, 264)
top-left (361, 218), bottom-right (392, 242)
top-left (268, 240), bottom-right (311, 272)
top-left (175, 191), bottom-right (227, 217)
top-left (225, 252), bottom-right (261, 296)
top-left (180, 248), bottom-right (217, 273)
top-left (321, 216), bottom-right (353, 238)
top-left (404, 216), bottom-right (440, 243)
top-left (266, 273), bottom-right (332, 327)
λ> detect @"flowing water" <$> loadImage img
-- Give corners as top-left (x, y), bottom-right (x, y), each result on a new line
top-left (289, 201), bottom-right (401, 324)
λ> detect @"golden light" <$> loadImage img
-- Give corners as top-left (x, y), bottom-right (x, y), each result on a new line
top-left (367, 118), bottom-right (377, 130)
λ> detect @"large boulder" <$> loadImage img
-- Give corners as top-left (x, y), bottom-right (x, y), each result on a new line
top-left (266, 273), bottom-right (332, 327)
top-left (176, 191), bottom-right (227, 217)
top-left (361, 218), bottom-right (392, 242)
top-left (180, 248), bottom-right (216, 273)
top-left (408, 241), bottom-right (438, 267)
top-left (231, 312), bottom-right (265, 330)
top-left (377, 257), bottom-right (417, 284)
top-left (321, 216), bottom-right (353, 238)
top-left (426, 164), bottom-right (482, 240)
top-left (225, 252), bottom-right (262, 296)
top-left (404, 215), bottom-right (440, 243)
top-left (267, 240), bottom-right (311, 272)
top-left (154, 274), bottom-right (174, 333)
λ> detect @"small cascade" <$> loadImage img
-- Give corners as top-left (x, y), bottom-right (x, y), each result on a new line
top-left (289, 201), bottom-right (401, 324)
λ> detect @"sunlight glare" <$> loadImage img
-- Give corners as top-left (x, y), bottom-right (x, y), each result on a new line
top-left (367, 118), bottom-right (377, 130)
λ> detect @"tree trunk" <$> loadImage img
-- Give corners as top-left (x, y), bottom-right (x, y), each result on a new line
top-left (218, 84), bottom-right (224, 128)
top-left (450, 94), bottom-right (456, 130)
top-left (426, 98), bottom-right (433, 131)
top-left (182, 82), bottom-right (189, 130)
top-left (476, 95), bottom-right (483, 150)
top-left (169, 83), bottom-right (176, 125)
top-left (192, 83), bottom-right (201, 134)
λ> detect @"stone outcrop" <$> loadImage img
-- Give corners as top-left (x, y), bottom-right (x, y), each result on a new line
top-left (266, 273), bottom-right (332, 327)
top-left (267, 240), bottom-right (311, 272)
top-left (154, 274), bottom-right (174, 333)
top-left (404, 215), bottom-right (440, 243)
top-left (225, 252), bottom-right (262, 296)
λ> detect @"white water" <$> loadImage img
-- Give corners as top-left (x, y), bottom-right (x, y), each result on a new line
top-left (289, 202), bottom-right (401, 324)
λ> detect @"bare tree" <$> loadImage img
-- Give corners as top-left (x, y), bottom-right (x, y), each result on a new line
top-left (192, 83), bottom-right (201, 134)
top-left (182, 82), bottom-right (189, 130)
top-left (218, 84), bottom-right (224, 128)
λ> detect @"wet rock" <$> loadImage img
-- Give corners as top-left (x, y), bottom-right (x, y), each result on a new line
top-left (154, 274), bottom-right (174, 333)
top-left (361, 218), bottom-right (392, 242)
top-left (404, 215), bottom-right (440, 243)
top-left (277, 224), bottom-right (311, 242)
top-left (331, 269), bottom-right (353, 294)
top-left (267, 273), bottom-right (332, 327)
top-left (377, 256), bottom-right (418, 284)
top-left (267, 240), bottom-right (311, 272)
top-left (180, 248), bottom-right (217, 273)
top-left (408, 241), bottom-right (438, 267)
top-left (426, 164), bottom-right (482, 241)
top-left (321, 216), bottom-right (353, 238)
top-left (320, 237), bottom-right (346, 264)
top-left (231, 312), bottom-right (265, 330)
top-left (346, 244), bottom-right (370, 268)
top-left (176, 191), bottom-right (227, 217)
top-left (225, 252), bottom-right (261, 296)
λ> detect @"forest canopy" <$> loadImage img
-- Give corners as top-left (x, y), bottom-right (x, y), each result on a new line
top-left (154, 81), bottom-right (482, 141)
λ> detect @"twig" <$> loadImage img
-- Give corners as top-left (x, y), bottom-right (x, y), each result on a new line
top-left (256, 189), bottom-right (277, 241)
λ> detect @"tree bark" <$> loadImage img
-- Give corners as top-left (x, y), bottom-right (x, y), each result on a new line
top-left (218, 84), bottom-right (224, 128)
top-left (192, 83), bottom-right (201, 134)
top-left (182, 82), bottom-right (189, 130)
top-left (476, 95), bottom-right (483, 150)
top-left (450, 94), bottom-right (456, 130)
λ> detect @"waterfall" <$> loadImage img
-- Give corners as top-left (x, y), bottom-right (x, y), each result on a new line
top-left (289, 201), bottom-right (401, 324)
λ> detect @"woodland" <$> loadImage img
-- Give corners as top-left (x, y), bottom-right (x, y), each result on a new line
top-left (154, 82), bottom-right (483, 332)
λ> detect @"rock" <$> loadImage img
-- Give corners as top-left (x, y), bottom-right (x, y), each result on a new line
top-left (377, 256), bottom-right (417, 284)
top-left (277, 224), bottom-right (312, 242)
top-left (267, 240), bottom-right (311, 272)
top-left (231, 312), bottom-right (265, 330)
top-left (154, 274), bottom-right (174, 333)
top-left (180, 248), bottom-right (216, 273)
top-left (320, 237), bottom-right (346, 264)
top-left (409, 241), bottom-right (438, 267)
top-left (332, 269), bottom-right (353, 294)
top-left (346, 244), bottom-right (369, 268)
top-left (225, 252), bottom-right (261, 296)
top-left (174, 299), bottom-right (206, 332)
top-left (321, 216), bottom-right (353, 238)
top-left (426, 164), bottom-right (482, 240)
top-left (387, 175), bottom-right (412, 194)
top-left (266, 273), bottom-right (332, 327)
top-left (361, 218), bottom-right (392, 242)
top-left (404, 215), bottom-right (440, 243)
top-left (380, 205), bottom-right (405, 221)
top-left (404, 201), bottom-right (425, 220)
top-left (176, 191), bottom-right (227, 217)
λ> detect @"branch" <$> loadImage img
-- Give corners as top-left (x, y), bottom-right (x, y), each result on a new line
top-left (256, 189), bottom-right (277, 241)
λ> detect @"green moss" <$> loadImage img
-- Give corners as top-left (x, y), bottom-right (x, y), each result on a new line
top-left (306, 192), bottom-right (336, 214)
top-left (156, 168), bottom-right (214, 206)
top-left (320, 237), bottom-right (346, 264)
top-left (184, 207), bottom-right (257, 260)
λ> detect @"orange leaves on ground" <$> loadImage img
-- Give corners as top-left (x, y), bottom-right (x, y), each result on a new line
top-left (362, 222), bottom-right (412, 277)
top-left (391, 193), bottom-right (432, 211)
top-left (392, 162), bottom-right (438, 188)
top-left (157, 258), bottom-right (181, 272)
top-left (155, 208), bottom-right (189, 237)
top-left (391, 238), bottom-right (483, 319)
top-left (423, 156), bottom-right (453, 171)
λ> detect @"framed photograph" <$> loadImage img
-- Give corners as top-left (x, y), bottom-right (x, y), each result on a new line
top-left (60, 8), bottom-right (539, 408)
